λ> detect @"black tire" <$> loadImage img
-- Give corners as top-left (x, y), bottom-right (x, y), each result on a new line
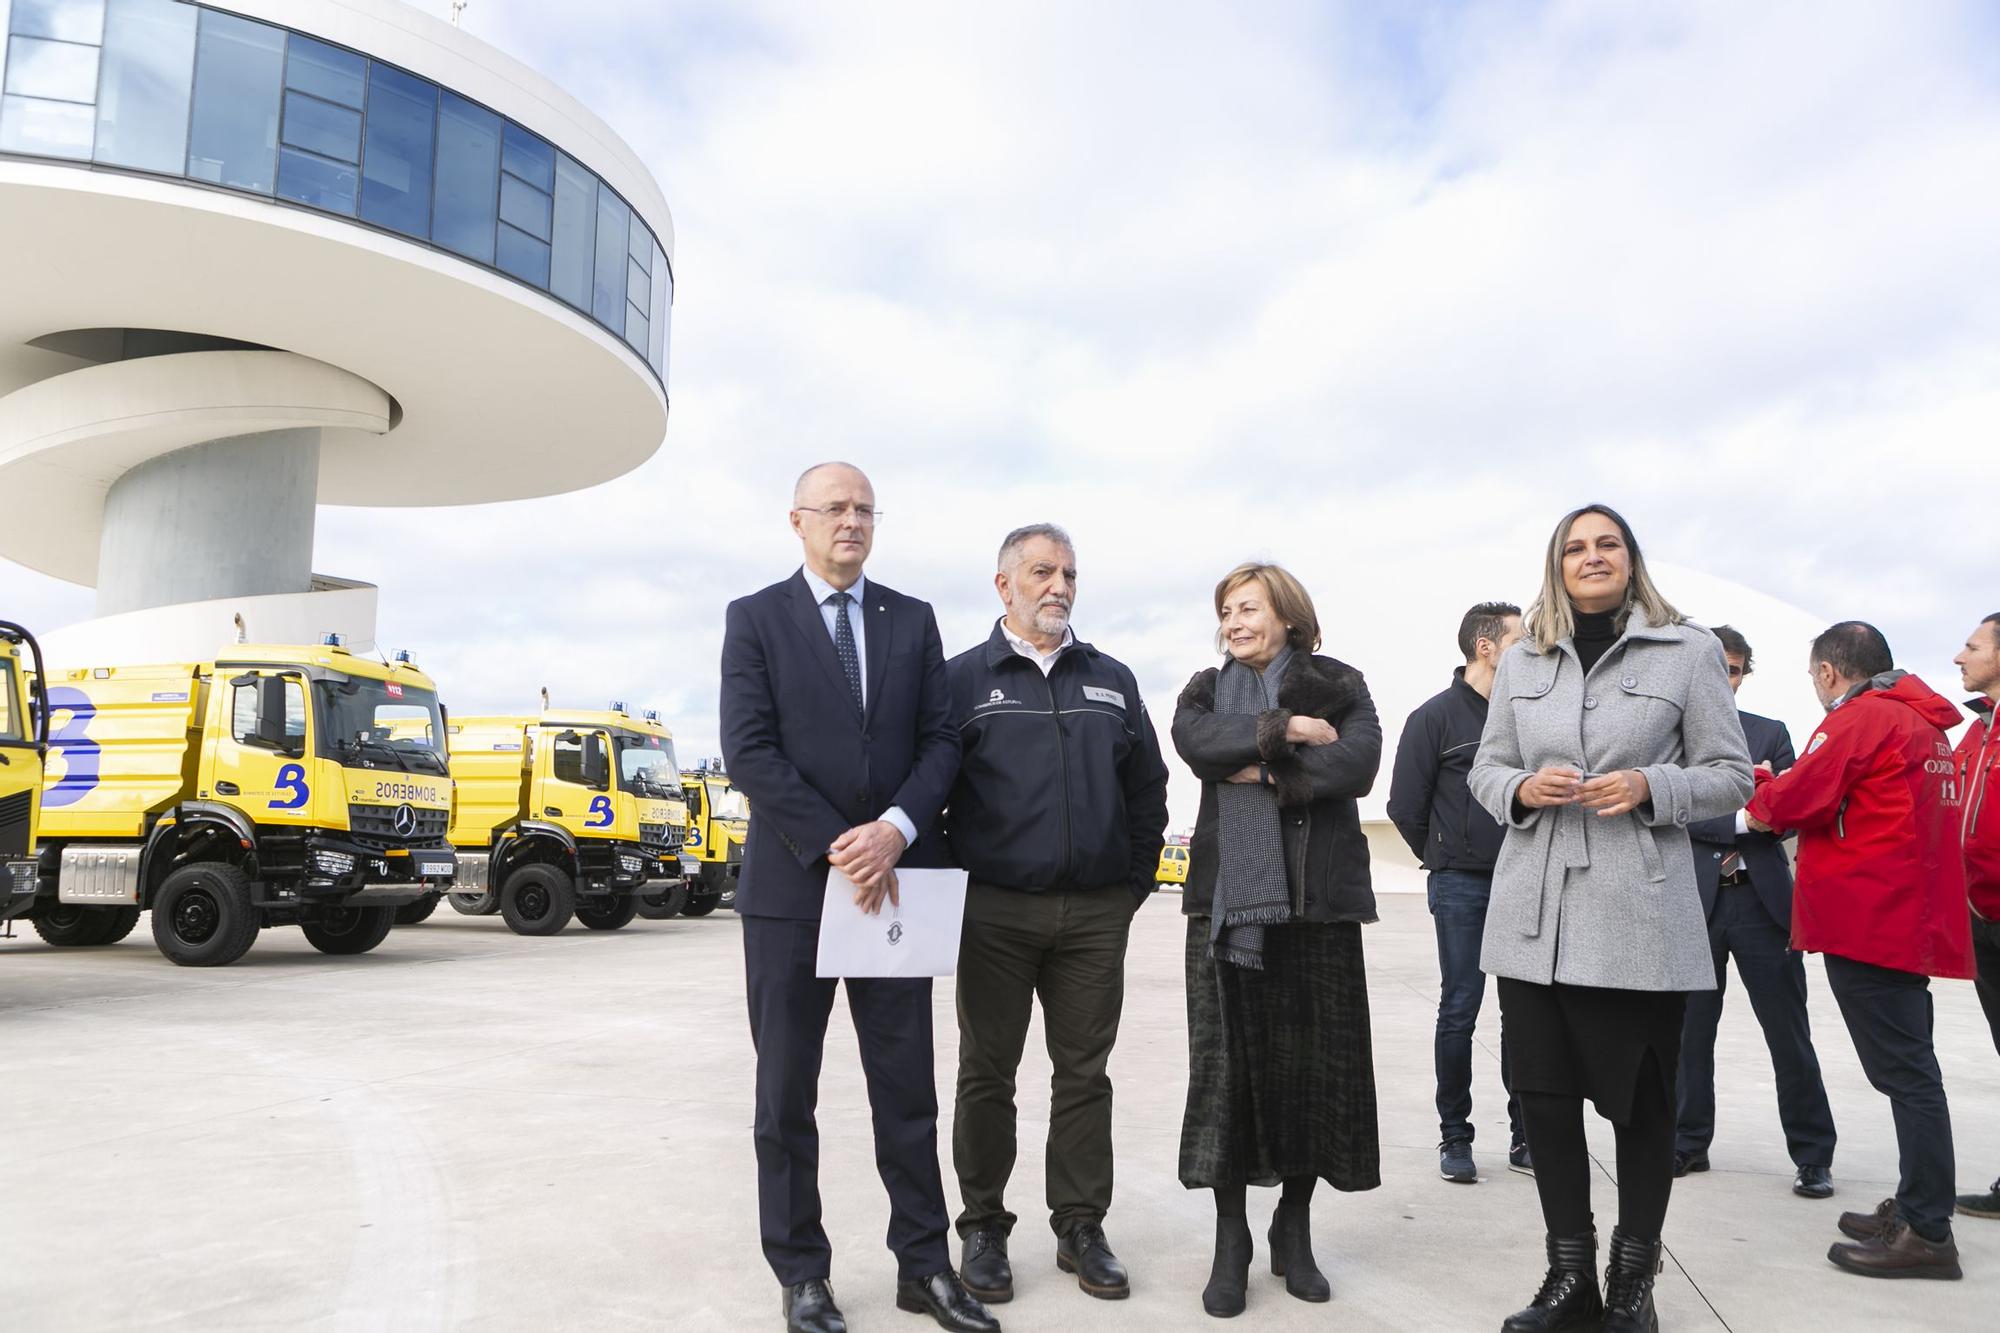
top-left (300, 905), bottom-right (396, 955)
top-left (96, 905), bottom-right (142, 945)
top-left (679, 892), bottom-right (719, 918)
top-left (394, 894), bottom-right (440, 926)
top-left (151, 863), bottom-right (259, 967)
top-left (448, 890), bottom-right (499, 916)
top-left (635, 882), bottom-right (689, 920)
top-left (31, 902), bottom-right (129, 946)
top-left (500, 864), bottom-right (575, 936)
top-left (576, 895), bottom-right (640, 931)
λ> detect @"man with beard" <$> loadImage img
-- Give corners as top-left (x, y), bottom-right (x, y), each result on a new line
top-left (942, 524), bottom-right (1170, 1305)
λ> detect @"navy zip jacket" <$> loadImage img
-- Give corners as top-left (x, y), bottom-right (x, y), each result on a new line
top-left (943, 620), bottom-right (1170, 898)
top-left (1387, 667), bottom-right (1507, 872)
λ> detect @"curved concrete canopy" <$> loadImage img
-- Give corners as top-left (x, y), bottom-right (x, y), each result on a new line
top-left (0, 160), bottom-right (668, 510)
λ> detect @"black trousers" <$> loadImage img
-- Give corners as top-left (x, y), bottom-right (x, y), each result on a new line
top-left (743, 915), bottom-right (951, 1285)
top-left (1675, 883), bottom-right (1837, 1167)
top-left (1974, 913), bottom-right (2000, 1062)
top-left (1824, 953), bottom-right (1957, 1239)
top-left (953, 881), bottom-right (1137, 1238)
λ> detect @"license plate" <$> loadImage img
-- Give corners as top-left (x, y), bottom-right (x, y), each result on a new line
top-left (418, 860), bottom-right (454, 878)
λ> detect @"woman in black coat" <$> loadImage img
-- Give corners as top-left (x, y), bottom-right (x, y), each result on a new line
top-left (1171, 560), bottom-right (1383, 1319)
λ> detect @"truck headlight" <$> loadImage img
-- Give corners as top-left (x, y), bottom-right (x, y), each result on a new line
top-left (311, 848), bottom-right (356, 876)
top-left (618, 854), bottom-right (645, 876)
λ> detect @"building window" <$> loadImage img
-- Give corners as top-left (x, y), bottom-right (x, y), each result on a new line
top-left (431, 89), bottom-right (499, 263)
top-left (494, 119), bottom-right (552, 286)
top-left (186, 8), bottom-right (283, 193)
top-left (276, 37), bottom-right (364, 215)
top-left (1, 0), bottom-right (105, 161)
top-left (93, 0), bottom-right (196, 174)
top-left (550, 150), bottom-right (598, 312)
top-left (591, 185), bottom-right (629, 334)
top-left (357, 59), bottom-right (435, 239)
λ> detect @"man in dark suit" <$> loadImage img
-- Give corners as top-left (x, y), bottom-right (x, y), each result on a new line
top-left (722, 462), bottom-right (997, 1333)
top-left (1674, 625), bottom-right (1838, 1198)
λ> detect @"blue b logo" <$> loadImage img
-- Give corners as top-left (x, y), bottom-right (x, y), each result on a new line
top-left (586, 795), bottom-right (614, 827)
top-left (42, 686), bottom-right (100, 808)
top-left (270, 764), bottom-right (310, 810)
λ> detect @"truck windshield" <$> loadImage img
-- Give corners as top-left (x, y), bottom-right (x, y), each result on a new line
top-left (706, 781), bottom-right (748, 820)
top-left (0, 659), bottom-right (19, 742)
top-left (616, 731), bottom-right (681, 797)
top-left (315, 677), bottom-right (449, 775)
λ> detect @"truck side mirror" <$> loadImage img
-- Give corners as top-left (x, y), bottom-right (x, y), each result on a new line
top-left (583, 733), bottom-right (610, 790)
top-left (254, 675), bottom-right (290, 752)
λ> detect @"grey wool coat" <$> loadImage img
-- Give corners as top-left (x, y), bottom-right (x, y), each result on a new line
top-left (1470, 615), bottom-right (1754, 991)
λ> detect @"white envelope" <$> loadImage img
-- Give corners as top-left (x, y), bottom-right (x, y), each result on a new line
top-left (815, 867), bottom-right (968, 978)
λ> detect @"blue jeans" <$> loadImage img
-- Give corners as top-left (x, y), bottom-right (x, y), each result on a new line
top-left (1428, 869), bottom-right (1520, 1146)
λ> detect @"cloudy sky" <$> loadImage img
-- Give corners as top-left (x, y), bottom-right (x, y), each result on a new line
top-left (7, 0), bottom-right (1996, 830)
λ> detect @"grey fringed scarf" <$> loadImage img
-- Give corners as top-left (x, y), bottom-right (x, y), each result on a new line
top-left (1210, 646), bottom-right (1295, 968)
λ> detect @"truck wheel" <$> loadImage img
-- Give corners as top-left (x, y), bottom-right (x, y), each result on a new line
top-left (679, 893), bottom-right (718, 918)
top-left (151, 864), bottom-right (259, 967)
top-left (96, 905), bottom-right (142, 945)
top-left (394, 894), bottom-right (440, 926)
top-left (32, 902), bottom-right (128, 946)
top-left (501, 865), bottom-right (574, 936)
top-left (448, 890), bottom-right (499, 916)
top-left (301, 906), bottom-right (396, 955)
top-left (576, 895), bottom-right (640, 931)
top-left (635, 883), bottom-right (688, 919)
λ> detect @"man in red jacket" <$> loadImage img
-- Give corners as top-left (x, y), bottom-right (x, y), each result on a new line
top-left (1952, 612), bottom-right (2000, 1222)
top-left (1746, 621), bottom-right (1972, 1280)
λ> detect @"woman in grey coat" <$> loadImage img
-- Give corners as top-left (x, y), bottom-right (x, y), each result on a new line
top-left (1471, 504), bottom-right (1752, 1333)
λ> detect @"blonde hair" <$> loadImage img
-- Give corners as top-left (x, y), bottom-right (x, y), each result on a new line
top-left (1524, 504), bottom-right (1683, 653)
top-left (1213, 562), bottom-right (1322, 656)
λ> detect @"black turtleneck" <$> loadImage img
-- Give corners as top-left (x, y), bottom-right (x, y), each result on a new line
top-left (1574, 608), bottom-right (1620, 674)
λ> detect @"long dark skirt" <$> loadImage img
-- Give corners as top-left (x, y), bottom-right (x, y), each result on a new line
top-left (1496, 977), bottom-right (1687, 1124)
top-left (1179, 917), bottom-right (1381, 1192)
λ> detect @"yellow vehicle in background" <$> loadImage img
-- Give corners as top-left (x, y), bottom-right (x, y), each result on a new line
top-left (1, 621), bottom-right (48, 930)
top-left (1155, 837), bottom-right (1190, 887)
top-left (442, 705), bottom-right (687, 934)
top-left (24, 638), bottom-right (456, 966)
top-left (679, 760), bottom-right (745, 917)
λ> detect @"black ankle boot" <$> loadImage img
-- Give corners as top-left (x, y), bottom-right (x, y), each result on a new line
top-left (1501, 1231), bottom-right (1602, 1332)
top-left (1267, 1201), bottom-right (1330, 1302)
top-left (1601, 1228), bottom-right (1661, 1332)
top-left (1202, 1216), bottom-right (1253, 1318)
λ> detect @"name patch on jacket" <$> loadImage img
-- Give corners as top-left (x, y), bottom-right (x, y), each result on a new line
top-left (1081, 686), bottom-right (1126, 708)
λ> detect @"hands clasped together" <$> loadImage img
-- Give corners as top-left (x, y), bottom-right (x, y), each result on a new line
top-left (1224, 715), bottom-right (1339, 785)
top-left (829, 820), bottom-right (907, 914)
top-left (1518, 765), bottom-right (1652, 817)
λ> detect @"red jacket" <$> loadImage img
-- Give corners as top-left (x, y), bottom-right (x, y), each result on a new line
top-left (1747, 673), bottom-right (1973, 978)
top-left (1959, 697), bottom-right (2000, 919)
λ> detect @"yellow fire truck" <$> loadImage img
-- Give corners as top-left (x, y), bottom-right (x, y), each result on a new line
top-left (442, 705), bottom-right (687, 934)
top-left (23, 638), bottom-right (456, 966)
top-left (1, 621), bottom-right (47, 930)
top-left (678, 761), bottom-right (745, 916)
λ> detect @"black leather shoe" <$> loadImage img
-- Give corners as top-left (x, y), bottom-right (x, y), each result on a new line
top-left (960, 1228), bottom-right (1013, 1303)
top-left (1501, 1231), bottom-right (1601, 1333)
top-left (1202, 1216), bottom-right (1252, 1318)
top-left (1794, 1165), bottom-right (1835, 1199)
top-left (783, 1279), bottom-right (846, 1333)
top-left (1267, 1201), bottom-right (1330, 1302)
top-left (1056, 1222), bottom-right (1129, 1299)
top-left (895, 1269), bottom-right (1000, 1332)
top-left (1672, 1149), bottom-right (1708, 1178)
top-left (1600, 1228), bottom-right (1662, 1333)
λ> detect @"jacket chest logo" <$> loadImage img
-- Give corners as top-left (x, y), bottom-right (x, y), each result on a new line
top-left (977, 689), bottom-right (1023, 710)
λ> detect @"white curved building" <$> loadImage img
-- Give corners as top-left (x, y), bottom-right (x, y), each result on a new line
top-left (0, 0), bottom-right (673, 661)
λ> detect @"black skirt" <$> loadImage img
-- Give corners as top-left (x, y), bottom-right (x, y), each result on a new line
top-left (1179, 917), bottom-right (1381, 1192)
top-left (1495, 976), bottom-right (1687, 1124)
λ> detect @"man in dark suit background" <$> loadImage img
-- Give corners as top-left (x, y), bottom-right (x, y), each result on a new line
top-left (722, 462), bottom-right (997, 1333)
top-left (1674, 624), bottom-right (1838, 1198)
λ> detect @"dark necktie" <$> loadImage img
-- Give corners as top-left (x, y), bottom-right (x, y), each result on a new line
top-left (828, 591), bottom-right (863, 712)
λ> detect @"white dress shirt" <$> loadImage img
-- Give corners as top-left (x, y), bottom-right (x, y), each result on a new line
top-left (800, 567), bottom-right (916, 849)
top-left (1000, 618), bottom-right (1074, 675)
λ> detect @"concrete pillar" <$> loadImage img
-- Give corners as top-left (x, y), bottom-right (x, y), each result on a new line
top-left (95, 430), bottom-right (320, 616)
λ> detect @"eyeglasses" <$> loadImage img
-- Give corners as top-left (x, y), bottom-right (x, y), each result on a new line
top-left (794, 504), bottom-right (881, 525)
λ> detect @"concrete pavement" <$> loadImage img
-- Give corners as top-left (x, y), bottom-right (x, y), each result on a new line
top-left (2, 892), bottom-right (1994, 1331)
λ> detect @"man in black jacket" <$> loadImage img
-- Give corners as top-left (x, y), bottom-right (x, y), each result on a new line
top-left (944, 524), bottom-right (1170, 1306)
top-left (1673, 625), bottom-right (1838, 1198)
top-left (1387, 601), bottom-right (1525, 1184)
